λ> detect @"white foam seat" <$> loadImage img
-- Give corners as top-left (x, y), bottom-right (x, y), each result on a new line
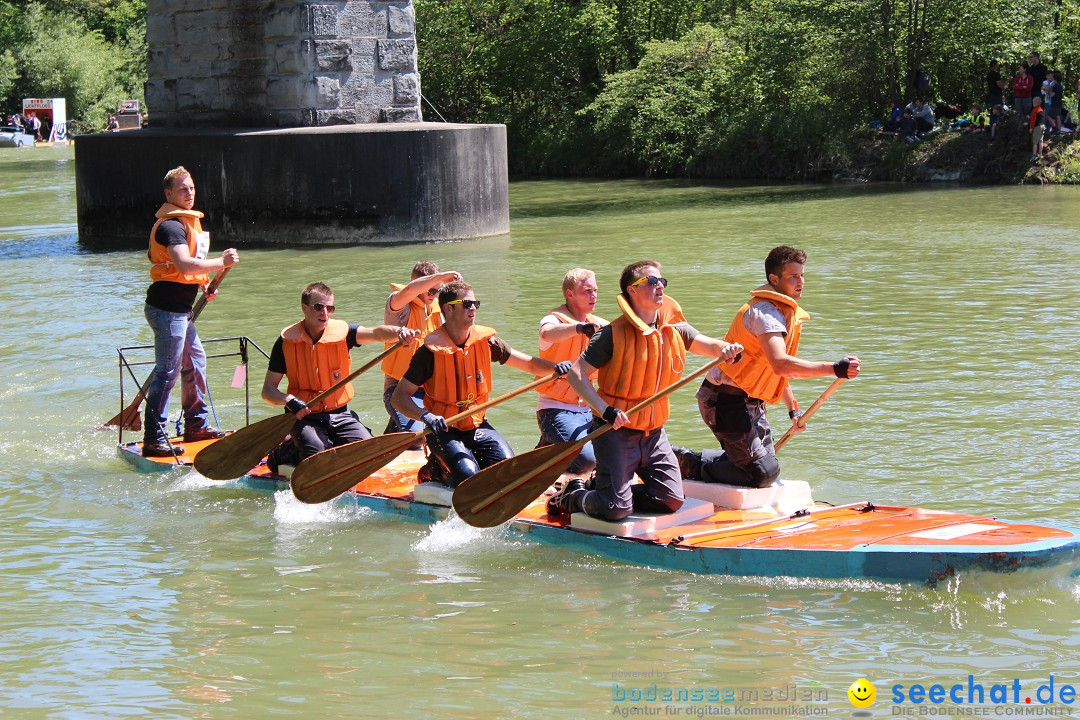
top-left (413, 482), bottom-right (455, 507)
top-left (683, 478), bottom-right (813, 512)
top-left (277, 465), bottom-right (295, 480)
top-left (569, 497), bottom-right (715, 538)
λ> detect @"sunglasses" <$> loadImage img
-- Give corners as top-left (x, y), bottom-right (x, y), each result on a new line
top-left (629, 275), bottom-right (669, 288)
top-left (427, 287), bottom-right (440, 297)
top-left (444, 299), bottom-right (481, 310)
top-left (306, 302), bottom-right (336, 313)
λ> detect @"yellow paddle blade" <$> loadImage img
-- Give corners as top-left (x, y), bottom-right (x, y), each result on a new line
top-left (193, 412), bottom-right (297, 480)
top-left (290, 432), bottom-right (420, 503)
top-left (452, 438), bottom-right (585, 527)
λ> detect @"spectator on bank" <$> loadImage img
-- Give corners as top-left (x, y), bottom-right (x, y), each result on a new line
top-left (1013, 63), bottom-right (1034, 116)
top-left (906, 98), bottom-right (935, 134)
top-left (1030, 96), bottom-right (1045, 162)
top-left (1028, 52), bottom-right (1048, 98)
top-left (987, 62), bottom-right (1005, 110)
top-left (106, 114), bottom-right (119, 132)
top-left (899, 108), bottom-right (921, 143)
top-left (884, 102), bottom-right (902, 132)
top-left (1049, 70), bottom-right (1065, 132)
top-left (989, 105), bottom-right (1002, 142)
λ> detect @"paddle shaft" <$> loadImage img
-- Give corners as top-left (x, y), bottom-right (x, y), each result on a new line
top-left (773, 377), bottom-right (846, 453)
top-left (106, 266), bottom-right (232, 429)
top-left (465, 355), bottom-right (725, 518)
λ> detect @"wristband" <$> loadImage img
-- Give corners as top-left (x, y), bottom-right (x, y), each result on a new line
top-left (833, 359), bottom-right (851, 378)
top-left (789, 409), bottom-right (803, 420)
top-left (602, 406), bottom-right (619, 425)
top-left (285, 397), bottom-right (307, 414)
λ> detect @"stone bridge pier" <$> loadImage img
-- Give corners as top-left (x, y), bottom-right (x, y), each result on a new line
top-left (75, 0), bottom-right (509, 248)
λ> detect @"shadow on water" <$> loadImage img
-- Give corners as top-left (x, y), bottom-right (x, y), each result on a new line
top-left (508, 178), bottom-right (937, 220)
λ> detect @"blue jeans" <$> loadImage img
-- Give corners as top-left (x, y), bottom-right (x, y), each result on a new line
top-left (536, 408), bottom-right (596, 475)
top-left (143, 303), bottom-right (208, 443)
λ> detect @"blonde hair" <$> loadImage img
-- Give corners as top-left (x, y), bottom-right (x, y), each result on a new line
top-left (163, 166), bottom-right (191, 190)
top-left (562, 268), bottom-right (595, 295)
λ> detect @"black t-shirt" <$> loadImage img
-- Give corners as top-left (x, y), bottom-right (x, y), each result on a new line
top-left (987, 70), bottom-right (1002, 97)
top-left (267, 324), bottom-right (362, 374)
top-left (403, 335), bottom-right (513, 386)
top-left (145, 218), bottom-right (200, 313)
top-left (1029, 64), bottom-right (1048, 93)
top-left (580, 322), bottom-right (700, 368)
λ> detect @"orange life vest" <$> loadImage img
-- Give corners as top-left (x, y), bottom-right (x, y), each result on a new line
top-left (381, 283), bottom-right (443, 381)
top-left (147, 203), bottom-right (211, 285)
top-left (280, 319), bottom-right (355, 413)
top-left (717, 288), bottom-right (810, 404)
top-left (422, 325), bottom-right (498, 431)
top-left (597, 300), bottom-right (686, 432)
top-left (536, 308), bottom-right (602, 406)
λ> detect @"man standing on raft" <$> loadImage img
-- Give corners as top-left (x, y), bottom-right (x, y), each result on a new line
top-left (673, 246), bottom-right (861, 488)
top-left (546, 261), bottom-right (743, 521)
top-left (534, 268), bottom-right (608, 476)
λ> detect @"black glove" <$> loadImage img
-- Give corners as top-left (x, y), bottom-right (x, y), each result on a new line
top-left (577, 322), bottom-right (597, 337)
top-left (833, 358), bottom-right (852, 378)
top-left (285, 397), bottom-right (308, 414)
top-left (602, 406), bottom-right (620, 425)
top-left (420, 411), bottom-right (448, 434)
top-left (553, 361), bottom-right (573, 376)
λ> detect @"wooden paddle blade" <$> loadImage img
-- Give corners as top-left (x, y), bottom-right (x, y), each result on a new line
top-left (290, 432), bottom-right (418, 504)
top-left (192, 412), bottom-right (297, 480)
top-left (452, 439), bottom-right (584, 528)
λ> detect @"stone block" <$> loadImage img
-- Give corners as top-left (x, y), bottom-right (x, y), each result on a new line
top-left (177, 79), bottom-right (217, 112)
top-left (343, 76), bottom-right (393, 113)
top-left (388, 4), bottom-right (415, 36)
top-left (267, 77), bottom-right (305, 109)
top-left (147, 48), bottom-right (170, 76)
top-left (274, 41), bottom-right (314, 75)
top-left (339, 3), bottom-right (386, 38)
top-left (381, 106), bottom-right (420, 123)
top-left (174, 9), bottom-right (228, 35)
top-left (315, 40), bottom-right (353, 71)
top-left (144, 79), bottom-right (176, 112)
top-left (377, 38), bottom-right (415, 71)
top-left (273, 109), bottom-right (305, 127)
top-left (310, 5), bottom-right (339, 37)
top-left (393, 72), bottom-right (419, 104)
top-left (314, 76), bottom-right (341, 107)
top-left (348, 38), bottom-right (377, 75)
top-left (266, 5), bottom-right (306, 39)
top-left (145, 15), bottom-right (174, 44)
top-left (315, 108), bottom-right (358, 125)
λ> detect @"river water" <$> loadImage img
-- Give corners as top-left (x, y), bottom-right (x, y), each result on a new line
top-left (1, 146), bottom-right (1078, 718)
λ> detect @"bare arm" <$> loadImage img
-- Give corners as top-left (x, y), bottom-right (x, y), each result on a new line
top-left (760, 333), bottom-right (861, 380)
top-left (166, 243), bottom-right (238, 277)
top-left (538, 316), bottom-right (608, 345)
top-left (504, 347), bottom-right (557, 376)
top-left (567, 357), bottom-right (628, 429)
top-left (387, 271), bottom-right (461, 312)
top-left (391, 377), bottom-right (426, 422)
top-left (261, 370), bottom-right (311, 419)
top-left (354, 324), bottom-right (419, 346)
top-left (687, 334), bottom-right (743, 363)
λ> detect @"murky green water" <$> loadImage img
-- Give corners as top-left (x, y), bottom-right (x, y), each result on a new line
top-left (1, 146), bottom-right (1079, 718)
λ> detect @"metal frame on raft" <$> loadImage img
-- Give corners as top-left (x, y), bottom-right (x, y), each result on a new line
top-left (113, 336), bottom-right (270, 445)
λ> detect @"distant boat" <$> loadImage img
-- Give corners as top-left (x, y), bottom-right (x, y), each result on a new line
top-left (0, 126), bottom-right (36, 148)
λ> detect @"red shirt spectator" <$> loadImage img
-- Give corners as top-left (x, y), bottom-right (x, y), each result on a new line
top-left (1014, 70), bottom-right (1034, 99)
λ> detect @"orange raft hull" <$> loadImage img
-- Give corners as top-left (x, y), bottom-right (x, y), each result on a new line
top-left (117, 438), bottom-right (1080, 584)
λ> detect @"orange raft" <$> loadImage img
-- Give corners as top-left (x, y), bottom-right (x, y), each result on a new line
top-left (117, 437), bottom-right (1080, 584)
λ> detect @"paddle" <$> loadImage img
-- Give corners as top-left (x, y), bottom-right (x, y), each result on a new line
top-left (452, 355), bottom-right (726, 528)
top-left (772, 377), bottom-right (846, 452)
top-left (290, 372), bottom-right (560, 504)
top-left (192, 342), bottom-right (402, 480)
top-left (100, 266), bottom-right (232, 430)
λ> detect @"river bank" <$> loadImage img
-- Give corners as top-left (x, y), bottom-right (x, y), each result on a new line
top-left (836, 112), bottom-right (1080, 184)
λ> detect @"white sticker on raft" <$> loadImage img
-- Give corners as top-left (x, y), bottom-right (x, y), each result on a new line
top-left (570, 497), bottom-right (716, 538)
top-left (907, 523), bottom-right (1003, 540)
top-left (413, 482), bottom-right (455, 507)
top-left (682, 478), bottom-right (813, 513)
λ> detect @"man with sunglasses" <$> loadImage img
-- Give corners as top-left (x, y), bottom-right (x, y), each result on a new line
top-left (382, 261), bottom-right (463, 443)
top-left (261, 282), bottom-right (419, 462)
top-left (142, 166), bottom-right (239, 457)
top-left (548, 261), bottom-right (743, 522)
top-left (391, 280), bottom-right (573, 488)
top-left (534, 268), bottom-right (608, 476)
top-left (672, 246), bottom-right (861, 488)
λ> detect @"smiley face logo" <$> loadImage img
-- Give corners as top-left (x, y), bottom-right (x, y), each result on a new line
top-left (848, 678), bottom-right (876, 708)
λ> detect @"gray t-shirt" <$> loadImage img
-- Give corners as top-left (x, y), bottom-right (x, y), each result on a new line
top-left (707, 300), bottom-right (787, 387)
top-left (384, 292), bottom-right (419, 390)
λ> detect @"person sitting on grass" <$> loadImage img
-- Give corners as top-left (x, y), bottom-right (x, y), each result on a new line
top-left (906, 98), bottom-right (935, 135)
top-left (899, 108), bottom-right (921, 143)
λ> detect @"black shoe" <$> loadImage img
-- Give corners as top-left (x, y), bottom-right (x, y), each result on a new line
top-left (546, 479), bottom-right (586, 518)
top-left (143, 441), bottom-right (179, 457)
top-left (671, 446), bottom-right (702, 481)
top-left (183, 427), bottom-right (227, 442)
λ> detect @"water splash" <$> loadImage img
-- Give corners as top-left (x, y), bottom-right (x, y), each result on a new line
top-left (271, 489), bottom-right (371, 525)
top-left (413, 512), bottom-right (509, 553)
